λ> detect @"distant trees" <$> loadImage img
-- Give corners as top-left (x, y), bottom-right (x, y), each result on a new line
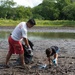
top-left (0, 0), bottom-right (75, 20)
top-left (0, 0), bottom-right (16, 19)
top-left (32, 0), bottom-right (60, 20)
top-left (15, 6), bottom-right (32, 20)
top-left (0, 0), bottom-right (32, 20)
top-left (63, 3), bottom-right (75, 20)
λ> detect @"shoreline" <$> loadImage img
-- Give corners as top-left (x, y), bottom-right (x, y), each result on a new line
top-left (0, 26), bottom-right (75, 33)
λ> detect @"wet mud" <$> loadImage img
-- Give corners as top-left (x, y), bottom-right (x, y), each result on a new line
top-left (0, 27), bottom-right (75, 75)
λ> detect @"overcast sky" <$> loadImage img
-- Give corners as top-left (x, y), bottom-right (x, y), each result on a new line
top-left (13, 0), bottom-right (43, 8)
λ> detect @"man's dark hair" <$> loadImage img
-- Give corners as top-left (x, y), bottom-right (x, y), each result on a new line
top-left (27, 18), bottom-right (36, 25)
top-left (45, 48), bottom-right (52, 57)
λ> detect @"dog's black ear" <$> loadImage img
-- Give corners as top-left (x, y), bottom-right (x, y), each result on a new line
top-left (28, 39), bottom-right (34, 50)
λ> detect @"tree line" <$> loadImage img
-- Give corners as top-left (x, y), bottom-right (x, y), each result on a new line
top-left (0, 0), bottom-right (75, 20)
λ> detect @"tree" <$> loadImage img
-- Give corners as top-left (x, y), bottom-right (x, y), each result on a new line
top-left (62, 3), bottom-right (75, 20)
top-left (33, 0), bottom-right (60, 20)
top-left (0, 0), bottom-right (16, 19)
top-left (55, 0), bottom-right (75, 19)
top-left (0, 0), bottom-right (33, 20)
top-left (0, 0), bottom-right (16, 8)
top-left (15, 6), bottom-right (32, 19)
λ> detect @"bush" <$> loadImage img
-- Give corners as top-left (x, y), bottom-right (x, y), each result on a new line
top-left (62, 3), bottom-right (75, 20)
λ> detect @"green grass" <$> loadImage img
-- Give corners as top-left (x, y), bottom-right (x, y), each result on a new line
top-left (0, 19), bottom-right (75, 27)
top-left (36, 20), bottom-right (75, 27)
top-left (0, 19), bottom-right (20, 26)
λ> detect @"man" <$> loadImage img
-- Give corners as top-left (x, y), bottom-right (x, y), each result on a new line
top-left (45, 46), bottom-right (59, 66)
top-left (5, 19), bottom-right (36, 68)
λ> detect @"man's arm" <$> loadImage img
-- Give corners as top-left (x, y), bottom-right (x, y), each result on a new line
top-left (23, 38), bottom-right (32, 55)
top-left (23, 38), bottom-right (30, 48)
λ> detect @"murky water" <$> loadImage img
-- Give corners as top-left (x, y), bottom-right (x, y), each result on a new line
top-left (0, 31), bottom-right (75, 40)
top-left (28, 32), bottom-right (75, 40)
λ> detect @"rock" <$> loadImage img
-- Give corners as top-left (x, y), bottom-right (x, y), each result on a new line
top-left (69, 62), bottom-right (74, 64)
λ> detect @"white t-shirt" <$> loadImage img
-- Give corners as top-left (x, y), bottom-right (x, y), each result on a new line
top-left (11, 22), bottom-right (27, 41)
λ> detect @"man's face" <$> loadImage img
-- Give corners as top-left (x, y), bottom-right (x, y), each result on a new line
top-left (27, 22), bottom-right (33, 28)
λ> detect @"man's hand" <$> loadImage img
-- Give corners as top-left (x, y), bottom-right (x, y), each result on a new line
top-left (52, 58), bottom-right (57, 65)
top-left (23, 38), bottom-right (30, 48)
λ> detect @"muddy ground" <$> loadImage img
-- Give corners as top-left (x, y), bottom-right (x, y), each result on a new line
top-left (0, 27), bottom-right (75, 75)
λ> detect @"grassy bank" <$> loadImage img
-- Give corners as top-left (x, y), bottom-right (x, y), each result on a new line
top-left (0, 19), bottom-right (20, 26)
top-left (36, 20), bottom-right (75, 27)
top-left (0, 19), bottom-right (75, 27)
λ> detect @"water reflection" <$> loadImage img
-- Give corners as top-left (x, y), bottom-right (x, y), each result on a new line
top-left (0, 31), bottom-right (75, 40)
top-left (28, 32), bottom-right (75, 40)
top-left (0, 31), bottom-right (10, 40)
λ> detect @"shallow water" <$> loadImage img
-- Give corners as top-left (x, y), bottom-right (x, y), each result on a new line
top-left (28, 32), bottom-right (75, 40)
top-left (0, 31), bottom-right (75, 40)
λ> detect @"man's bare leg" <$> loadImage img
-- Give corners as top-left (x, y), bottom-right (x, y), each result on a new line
top-left (5, 53), bottom-right (12, 66)
top-left (19, 53), bottom-right (25, 66)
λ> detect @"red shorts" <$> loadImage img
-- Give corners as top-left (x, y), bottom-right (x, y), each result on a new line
top-left (8, 36), bottom-right (24, 54)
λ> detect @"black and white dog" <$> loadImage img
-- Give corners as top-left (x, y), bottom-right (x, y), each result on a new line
top-left (17, 39), bottom-right (34, 64)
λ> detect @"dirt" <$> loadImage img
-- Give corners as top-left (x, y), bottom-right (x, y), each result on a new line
top-left (0, 27), bottom-right (75, 75)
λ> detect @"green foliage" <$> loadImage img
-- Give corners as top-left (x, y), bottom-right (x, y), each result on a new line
top-left (0, 0), bottom-right (75, 21)
top-left (0, 0), bottom-right (32, 20)
top-left (0, 19), bottom-right (20, 26)
top-left (36, 20), bottom-right (75, 27)
top-left (0, 19), bottom-right (75, 27)
top-left (32, 0), bottom-right (60, 20)
top-left (32, 0), bottom-right (75, 20)
top-left (1, 0), bottom-right (16, 8)
top-left (62, 3), bottom-right (75, 20)
top-left (0, 0), bottom-right (16, 19)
